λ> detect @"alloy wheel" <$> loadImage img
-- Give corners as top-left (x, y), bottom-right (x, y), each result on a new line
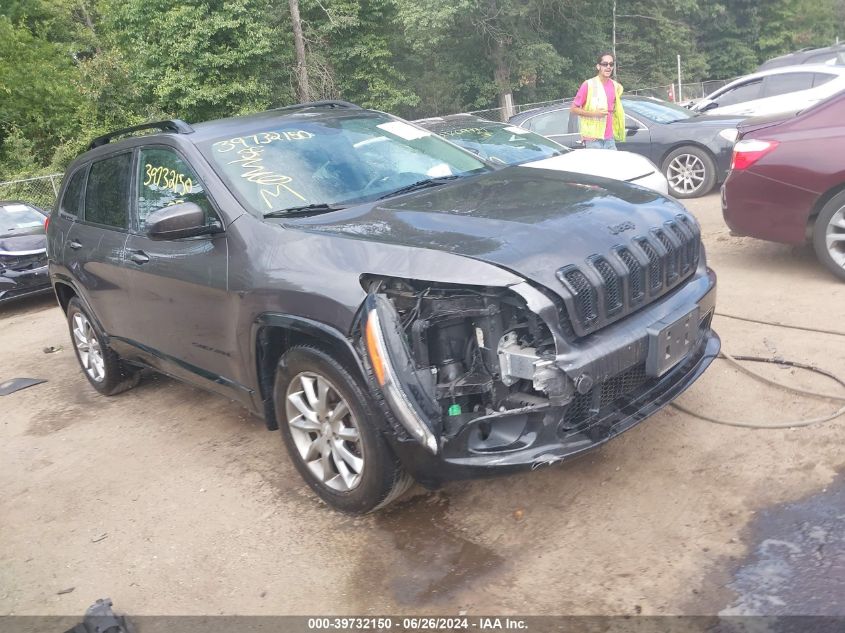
top-left (285, 372), bottom-right (364, 492)
top-left (72, 311), bottom-right (105, 383)
top-left (825, 205), bottom-right (845, 270)
top-left (667, 153), bottom-right (706, 195)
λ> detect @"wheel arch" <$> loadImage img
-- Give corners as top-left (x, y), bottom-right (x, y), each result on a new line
top-left (253, 314), bottom-right (366, 430)
top-left (53, 280), bottom-right (78, 314)
top-left (806, 181), bottom-right (845, 240)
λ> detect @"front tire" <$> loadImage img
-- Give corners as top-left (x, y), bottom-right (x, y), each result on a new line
top-left (812, 191), bottom-right (845, 282)
top-left (663, 146), bottom-right (717, 198)
top-left (66, 297), bottom-right (140, 395)
top-left (274, 345), bottom-right (412, 513)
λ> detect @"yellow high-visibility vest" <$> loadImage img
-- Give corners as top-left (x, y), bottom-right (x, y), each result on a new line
top-left (579, 77), bottom-right (627, 142)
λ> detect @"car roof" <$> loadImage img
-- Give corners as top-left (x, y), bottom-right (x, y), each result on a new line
top-left (758, 44), bottom-right (845, 70)
top-left (73, 101), bottom-right (376, 164)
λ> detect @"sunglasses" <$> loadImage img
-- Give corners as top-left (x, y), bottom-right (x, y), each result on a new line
top-left (599, 61), bottom-right (615, 67)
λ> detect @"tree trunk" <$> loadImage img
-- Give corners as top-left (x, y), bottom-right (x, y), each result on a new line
top-left (491, 38), bottom-right (514, 121)
top-left (289, 0), bottom-right (311, 102)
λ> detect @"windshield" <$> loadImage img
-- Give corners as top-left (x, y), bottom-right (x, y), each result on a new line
top-left (200, 112), bottom-right (490, 215)
top-left (433, 121), bottom-right (566, 164)
top-left (0, 203), bottom-right (45, 234)
top-left (623, 99), bottom-right (697, 123)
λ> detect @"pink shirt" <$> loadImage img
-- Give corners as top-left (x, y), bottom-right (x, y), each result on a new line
top-left (573, 79), bottom-right (616, 140)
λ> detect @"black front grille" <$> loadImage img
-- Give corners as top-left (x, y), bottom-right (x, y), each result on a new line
top-left (562, 268), bottom-right (598, 327)
top-left (557, 215), bottom-right (700, 337)
top-left (560, 362), bottom-right (650, 433)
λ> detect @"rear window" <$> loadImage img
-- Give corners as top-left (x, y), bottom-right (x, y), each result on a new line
top-left (524, 110), bottom-right (570, 136)
top-left (0, 203), bottom-right (45, 234)
top-left (84, 153), bottom-right (132, 229)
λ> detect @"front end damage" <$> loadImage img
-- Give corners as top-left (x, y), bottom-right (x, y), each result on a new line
top-left (361, 259), bottom-right (719, 488)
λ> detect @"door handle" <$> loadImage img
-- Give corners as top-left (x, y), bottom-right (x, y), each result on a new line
top-left (68, 240), bottom-right (83, 250)
top-left (128, 250), bottom-right (150, 265)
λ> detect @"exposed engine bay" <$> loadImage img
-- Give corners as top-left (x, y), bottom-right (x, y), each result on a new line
top-left (364, 277), bottom-right (574, 446)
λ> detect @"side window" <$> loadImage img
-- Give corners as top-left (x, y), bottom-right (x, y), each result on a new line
top-left (714, 79), bottom-right (763, 107)
top-left (59, 167), bottom-right (86, 217)
top-left (85, 153), bottom-right (132, 229)
top-left (136, 147), bottom-right (219, 231)
top-left (762, 72), bottom-right (814, 97)
top-left (813, 73), bottom-right (836, 87)
top-left (527, 110), bottom-right (570, 136)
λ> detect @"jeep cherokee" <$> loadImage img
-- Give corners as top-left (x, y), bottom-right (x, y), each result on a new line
top-left (47, 101), bottom-right (719, 513)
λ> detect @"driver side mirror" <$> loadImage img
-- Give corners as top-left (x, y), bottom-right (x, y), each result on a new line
top-left (146, 202), bottom-right (221, 241)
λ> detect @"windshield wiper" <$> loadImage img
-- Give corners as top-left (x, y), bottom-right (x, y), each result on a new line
top-left (264, 203), bottom-right (346, 218)
top-left (376, 175), bottom-right (461, 200)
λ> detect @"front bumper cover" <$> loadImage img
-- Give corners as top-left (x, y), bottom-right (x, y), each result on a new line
top-left (0, 263), bottom-right (51, 302)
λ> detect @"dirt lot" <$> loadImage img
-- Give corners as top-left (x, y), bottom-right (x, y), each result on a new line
top-left (1, 192), bottom-right (844, 616)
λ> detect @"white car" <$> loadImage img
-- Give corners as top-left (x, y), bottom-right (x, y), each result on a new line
top-left (415, 115), bottom-right (669, 195)
top-left (691, 64), bottom-right (845, 117)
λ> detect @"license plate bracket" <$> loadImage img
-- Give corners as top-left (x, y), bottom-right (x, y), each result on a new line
top-left (646, 306), bottom-right (700, 377)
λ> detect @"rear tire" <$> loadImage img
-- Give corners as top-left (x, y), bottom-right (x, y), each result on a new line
top-left (66, 297), bottom-right (140, 395)
top-left (274, 345), bottom-right (412, 513)
top-left (812, 191), bottom-right (845, 282)
top-left (663, 146), bottom-right (717, 198)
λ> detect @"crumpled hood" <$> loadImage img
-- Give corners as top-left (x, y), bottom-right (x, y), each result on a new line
top-left (521, 149), bottom-right (657, 181)
top-left (0, 233), bottom-right (46, 255)
top-left (287, 167), bottom-right (693, 295)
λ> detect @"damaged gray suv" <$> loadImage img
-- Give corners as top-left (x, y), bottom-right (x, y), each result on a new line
top-left (47, 101), bottom-right (719, 513)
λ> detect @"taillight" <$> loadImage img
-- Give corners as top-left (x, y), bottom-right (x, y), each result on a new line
top-left (44, 215), bottom-right (50, 233)
top-left (731, 139), bottom-right (779, 171)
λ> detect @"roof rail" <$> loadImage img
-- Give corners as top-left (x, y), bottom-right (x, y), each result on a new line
top-left (273, 100), bottom-right (362, 113)
top-left (88, 120), bottom-right (194, 151)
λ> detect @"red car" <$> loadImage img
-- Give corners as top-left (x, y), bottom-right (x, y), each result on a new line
top-left (721, 90), bottom-right (845, 281)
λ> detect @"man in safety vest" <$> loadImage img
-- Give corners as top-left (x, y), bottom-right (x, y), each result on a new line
top-left (570, 52), bottom-right (626, 150)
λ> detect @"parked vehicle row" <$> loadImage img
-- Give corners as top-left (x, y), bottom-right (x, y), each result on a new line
top-left (508, 96), bottom-right (743, 199)
top-left (414, 114), bottom-right (668, 194)
top-left (45, 101), bottom-right (719, 512)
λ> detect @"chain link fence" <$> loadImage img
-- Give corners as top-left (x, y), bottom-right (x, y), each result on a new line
top-left (0, 174), bottom-right (63, 210)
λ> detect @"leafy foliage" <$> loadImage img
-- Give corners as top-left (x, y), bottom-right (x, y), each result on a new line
top-left (1, 0), bottom-right (843, 177)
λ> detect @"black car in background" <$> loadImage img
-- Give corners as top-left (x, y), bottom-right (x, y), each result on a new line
top-left (509, 96), bottom-right (745, 198)
top-left (0, 201), bottom-right (51, 303)
top-left (47, 102), bottom-right (719, 513)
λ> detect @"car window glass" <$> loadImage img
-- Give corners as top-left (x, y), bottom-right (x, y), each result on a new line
top-left (714, 79), bottom-right (762, 107)
top-left (526, 110), bottom-right (570, 136)
top-left (0, 203), bottom-right (44, 234)
top-left (84, 153), bottom-right (131, 229)
top-left (200, 113), bottom-right (488, 215)
top-left (813, 73), bottom-right (836, 87)
top-left (136, 147), bottom-right (219, 231)
top-left (434, 122), bottom-right (565, 164)
top-left (59, 167), bottom-right (86, 217)
top-left (762, 72), bottom-right (814, 97)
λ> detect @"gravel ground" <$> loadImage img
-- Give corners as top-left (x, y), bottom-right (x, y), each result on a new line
top-left (1, 191), bottom-right (843, 616)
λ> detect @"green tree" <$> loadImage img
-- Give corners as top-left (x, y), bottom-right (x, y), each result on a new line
top-left (102, 0), bottom-right (293, 122)
top-left (0, 15), bottom-right (84, 176)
